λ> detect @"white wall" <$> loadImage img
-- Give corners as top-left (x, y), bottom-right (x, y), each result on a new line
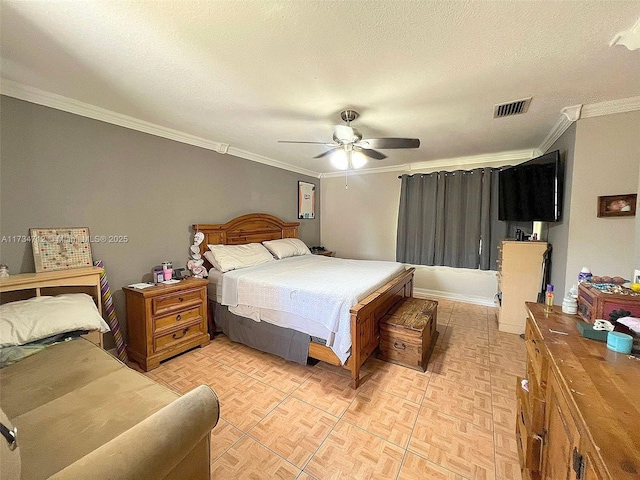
top-left (564, 110), bottom-right (640, 295)
top-left (321, 169), bottom-right (501, 306)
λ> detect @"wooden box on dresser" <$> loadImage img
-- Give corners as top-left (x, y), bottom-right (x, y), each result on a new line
top-left (518, 302), bottom-right (640, 480)
top-left (124, 277), bottom-right (210, 371)
top-left (577, 283), bottom-right (640, 323)
top-left (497, 240), bottom-right (548, 334)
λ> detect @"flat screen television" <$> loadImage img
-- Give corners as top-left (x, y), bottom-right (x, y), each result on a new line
top-left (498, 150), bottom-right (563, 222)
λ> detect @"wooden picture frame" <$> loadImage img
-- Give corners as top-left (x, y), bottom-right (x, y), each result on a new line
top-left (597, 194), bottom-right (637, 218)
top-left (298, 181), bottom-right (316, 219)
top-left (30, 227), bottom-right (93, 272)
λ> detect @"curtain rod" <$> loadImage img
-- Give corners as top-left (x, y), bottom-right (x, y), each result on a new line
top-left (398, 166), bottom-right (507, 179)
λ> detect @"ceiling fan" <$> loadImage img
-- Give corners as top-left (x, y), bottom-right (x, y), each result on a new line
top-left (278, 110), bottom-right (420, 168)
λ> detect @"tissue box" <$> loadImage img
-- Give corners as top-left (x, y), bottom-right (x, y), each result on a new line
top-left (576, 321), bottom-right (608, 342)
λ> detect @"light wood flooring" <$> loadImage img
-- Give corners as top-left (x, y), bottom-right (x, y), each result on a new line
top-left (142, 299), bottom-right (526, 480)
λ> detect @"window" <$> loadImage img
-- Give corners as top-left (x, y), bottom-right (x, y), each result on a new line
top-left (396, 167), bottom-right (506, 270)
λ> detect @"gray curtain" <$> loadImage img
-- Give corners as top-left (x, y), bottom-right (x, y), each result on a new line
top-left (396, 167), bottom-right (507, 270)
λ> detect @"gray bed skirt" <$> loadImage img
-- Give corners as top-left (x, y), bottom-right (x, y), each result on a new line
top-left (212, 301), bottom-right (312, 365)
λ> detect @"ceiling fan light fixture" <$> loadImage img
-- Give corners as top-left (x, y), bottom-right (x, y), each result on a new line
top-left (351, 151), bottom-right (367, 169)
top-left (331, 149), bottom-right (349, 170)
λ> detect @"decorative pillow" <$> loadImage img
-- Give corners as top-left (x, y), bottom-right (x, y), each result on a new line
top-left (206, 243), bottom-right (274, 273)
top-left (262, 238), bottom-right (311, 259)
top-left (0, 294), bottom-right (110, 348)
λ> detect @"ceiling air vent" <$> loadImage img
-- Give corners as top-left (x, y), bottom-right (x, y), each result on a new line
top-left (493, 97), bottom-right (532, 118)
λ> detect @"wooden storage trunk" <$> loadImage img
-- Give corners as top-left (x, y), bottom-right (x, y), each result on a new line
top-left (577, 283), bottom-right (640, 323)
top-left (378, 298), bottom-right (438, 372)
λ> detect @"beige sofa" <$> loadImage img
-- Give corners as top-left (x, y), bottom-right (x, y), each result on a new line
top-left (0, 339), bottom-right (219, 480)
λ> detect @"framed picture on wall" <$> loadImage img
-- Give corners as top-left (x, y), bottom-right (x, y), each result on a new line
top-left (298, 181), bottom-right (316, 219)
top-left (597, 194), bottom-right (636, 218)
top-left (30, 227), bottom-right (93, 272)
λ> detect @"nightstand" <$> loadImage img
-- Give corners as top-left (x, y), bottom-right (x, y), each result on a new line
top-left (124, 278), bottom-right (210, 371)
top-left (312, 250), bottom-right (334, 257)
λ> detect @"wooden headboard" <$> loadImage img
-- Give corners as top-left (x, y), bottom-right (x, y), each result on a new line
top-left (193, 213), bottom-right (300, 266)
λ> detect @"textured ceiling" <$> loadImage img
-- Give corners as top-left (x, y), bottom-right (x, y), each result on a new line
top-left (1, 1), bottom-right (639, 176)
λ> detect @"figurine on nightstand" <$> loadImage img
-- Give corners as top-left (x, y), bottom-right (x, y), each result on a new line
top-left (187, 232), bottom-right (208, 278)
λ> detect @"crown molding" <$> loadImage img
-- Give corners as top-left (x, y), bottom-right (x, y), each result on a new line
top-left (580, 95), bottom-right (640, 118)
top-left (537, 112), bottom-right (575, 154)
top-left (0, 79), bottom-right (321, 178)
top-left (320, 163), bottom-right (411, 178)
top-left (537, 95), bottom-right (640, 154)
top-left (321, 149), bottom-right (536, 178)
top-left (408, 149), bottom-right (537, 172)
top-left (226, 147), bottom-right (320, 178)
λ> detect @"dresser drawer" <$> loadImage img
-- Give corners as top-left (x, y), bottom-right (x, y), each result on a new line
top-left (525, 318), bottom-right (547, 390)
top-left (153, 305), bottom-right (202, 333)
top-left (516, 376), bottom-right (545, 434)
top-left (516, 397), bottom-right (543, 473)
top-left (152, 288), bottom-right (203, 316)
top-left (154, 321), bottom-right (204, 352)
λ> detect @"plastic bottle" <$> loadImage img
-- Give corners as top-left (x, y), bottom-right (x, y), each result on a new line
top-left (578, 267), bottom-right (592, 283)
top-left (545, 284), bottom-right (554, 313)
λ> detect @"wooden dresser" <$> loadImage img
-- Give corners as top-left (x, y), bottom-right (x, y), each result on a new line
top-left (124, 278), bottom-right (209, 371)
top-left (518, 302), bottom-right (640, 480)
top-left (497, 240), bottom-right (548, 334)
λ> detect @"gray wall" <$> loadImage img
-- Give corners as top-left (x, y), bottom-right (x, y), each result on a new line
top-left (0, 96), bottom-right (320, 346)
top-left (546, 123), bottom-right (576, 298)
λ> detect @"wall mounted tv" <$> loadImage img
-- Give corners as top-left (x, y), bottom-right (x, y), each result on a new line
top-left (498, 150), bottom-right (563, 222)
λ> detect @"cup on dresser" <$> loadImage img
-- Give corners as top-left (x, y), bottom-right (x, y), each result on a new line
top-left (162, 262), bottom-right (173, 281)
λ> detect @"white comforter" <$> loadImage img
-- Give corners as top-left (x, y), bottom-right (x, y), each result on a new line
top-left (220, 255), bottom-right (405, 363)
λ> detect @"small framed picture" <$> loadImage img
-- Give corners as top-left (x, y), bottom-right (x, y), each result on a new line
top-left (298, 181), bottom-right (316, 219)
top-left (597, 194), bottom-right (637, 218)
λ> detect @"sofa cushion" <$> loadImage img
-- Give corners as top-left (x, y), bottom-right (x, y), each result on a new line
top-left (0, 339), bottom-right (123, 418)
top-left (0, 339), bottom-right (180, 479)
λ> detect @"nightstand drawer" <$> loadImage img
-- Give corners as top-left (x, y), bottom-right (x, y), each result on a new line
top-left (154, 305), bottom-right (202, 332)
top-left (152, 288), bottom-right (202, 316)
top-left (154, 321), bottom-right (204, 352)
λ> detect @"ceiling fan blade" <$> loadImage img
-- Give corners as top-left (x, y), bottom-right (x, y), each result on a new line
top-left (360, 138), bottom-right (420, 149)
top-left (278, 140), bottom-right (334, 145)
top-left (314, 148), bottom-right (340, 159)
top-left (359, 148), bottom-right (387, 160)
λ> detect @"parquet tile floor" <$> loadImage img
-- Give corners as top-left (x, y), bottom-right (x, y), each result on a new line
top-left (142, 299), bottom-right (526, 479)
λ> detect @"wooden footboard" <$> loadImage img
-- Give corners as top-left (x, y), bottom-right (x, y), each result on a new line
top-left (308, 267), bottom-right (415, 388)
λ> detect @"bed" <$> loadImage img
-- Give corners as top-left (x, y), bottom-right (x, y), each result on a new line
top-left (193, 213), bottom-right (414, 388)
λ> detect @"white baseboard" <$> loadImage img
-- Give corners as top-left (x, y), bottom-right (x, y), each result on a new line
top-left (413, 287), bottom-right (498, 307)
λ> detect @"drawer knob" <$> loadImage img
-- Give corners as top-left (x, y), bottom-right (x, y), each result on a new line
top-left (176, 314), bottom-right (182, 321)
top-left (393, 341), bottom-right (407, 350)
top-left (178, 297), bottom-right (184, 302)
top-left (172, 328), bottom-right (188, 340)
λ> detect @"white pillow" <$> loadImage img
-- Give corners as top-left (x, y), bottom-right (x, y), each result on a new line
top-left (206, 243), bottom-right (274, 273)
top-left (0, 294), bottom-right (110, 348)
top-left (262, 238), bottom-right (311, 259)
